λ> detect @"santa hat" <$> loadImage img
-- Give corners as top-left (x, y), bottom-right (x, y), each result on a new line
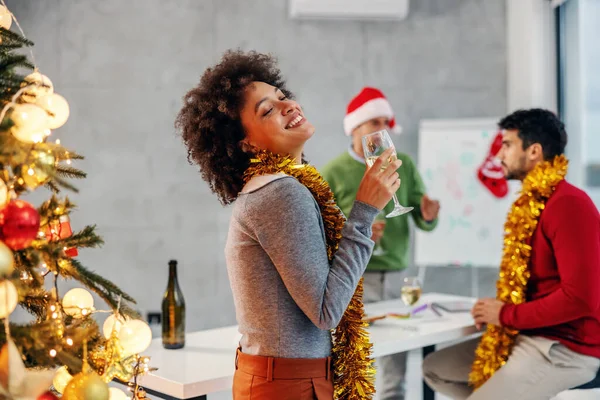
top-left (343, 87), bottom-right (402, 136)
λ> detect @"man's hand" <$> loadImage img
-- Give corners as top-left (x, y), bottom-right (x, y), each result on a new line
top-left (371, 220), bottom-right (386, 242)
top-left (471, 298), bottom-right (505, 330)
top-left (420, 194), bottom-right (440, 221)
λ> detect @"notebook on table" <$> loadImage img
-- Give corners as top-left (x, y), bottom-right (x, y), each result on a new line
top-left (431, 300), bottom-right (475, 313)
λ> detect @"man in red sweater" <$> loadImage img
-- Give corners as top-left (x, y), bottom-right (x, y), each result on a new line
top-left (422, 109), bottom-right (600, 399)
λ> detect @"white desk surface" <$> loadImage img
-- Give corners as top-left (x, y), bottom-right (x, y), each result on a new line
top-left (139, 293), bottom-right (479, 399)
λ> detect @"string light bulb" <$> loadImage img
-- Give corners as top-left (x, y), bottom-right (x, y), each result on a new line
top-left (62, 288), bottom-right (94, 318)
top-left (0, 280), bottom-right (19, 318)
top-left (52, 366), bottom-right (72, 394)
top-left (0, 5), bottom-right (12, 30)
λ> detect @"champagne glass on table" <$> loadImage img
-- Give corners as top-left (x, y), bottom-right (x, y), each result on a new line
top-left (362, 129), bottom-right (414, 218)
top-left (401, 277), bottom-right (422, 306)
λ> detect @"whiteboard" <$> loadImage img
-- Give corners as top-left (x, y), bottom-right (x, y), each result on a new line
top-left (414, 118), bottom-right (521, 268)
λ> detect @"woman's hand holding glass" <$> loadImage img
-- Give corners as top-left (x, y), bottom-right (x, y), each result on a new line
top-left (356, 147), bottom-right (402, 211)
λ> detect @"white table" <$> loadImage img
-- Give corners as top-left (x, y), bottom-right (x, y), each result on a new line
top-left (135, 293), bottom-right (479, 400)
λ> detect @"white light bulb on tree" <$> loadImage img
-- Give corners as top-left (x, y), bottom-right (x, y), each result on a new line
top-left (0, 5), bottom-right (12, 30)
top-left (0, 280), bottom-right (18, 318)
top-left (62, 288), bottom-right (94, 318)
top-left (108, 387), bottom-right (129, 400)
top-left (9, 104), bottom-right (49, 142)
top-left (20, 128), bottom-right (50, 145)
top-left (21, 71), bottom-right (54, 102)
top-left (102, 313), bottom-right (128, 339)
top-left (35, 93), bottom-right (69, 129)
top-left (0, 178), bottom-right (7, 207)
top-left (117, 319), bottom-right (153, 357)
top-left (0, 241), bottom-right (15, 277)
top-left (52, 366), bottom-right (73, 394)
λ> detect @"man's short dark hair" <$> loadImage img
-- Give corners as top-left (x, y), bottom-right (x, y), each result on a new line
top-left (498, 108), bottom-right (567, 160)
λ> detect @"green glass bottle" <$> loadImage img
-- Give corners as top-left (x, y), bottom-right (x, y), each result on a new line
top-left (162, 260), bottom-right (185, 349)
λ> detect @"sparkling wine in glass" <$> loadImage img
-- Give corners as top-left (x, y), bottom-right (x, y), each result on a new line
top-left (362, 129), bottom-right (414, 218)
top-left (401, 277), bottom-right (422, 306)
top-left (372, 211), bottom-right (386, 256)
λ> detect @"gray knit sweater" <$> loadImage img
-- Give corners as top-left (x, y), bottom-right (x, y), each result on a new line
top-left (225, 175), bottom-right (378, 358)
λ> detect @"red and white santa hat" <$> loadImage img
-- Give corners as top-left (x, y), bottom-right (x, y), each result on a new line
top-left (343, 87), bottom-right (402, 136)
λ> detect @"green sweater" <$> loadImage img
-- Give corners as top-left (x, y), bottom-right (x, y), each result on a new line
top-left (321, 150), bottom-right (438, 272)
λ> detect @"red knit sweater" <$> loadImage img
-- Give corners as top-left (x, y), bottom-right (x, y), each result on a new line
top-left (500, 180), bottom-right (600, 358)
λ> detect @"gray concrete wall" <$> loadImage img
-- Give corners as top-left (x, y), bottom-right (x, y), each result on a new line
top-left (7, 0), bottom-right (506, 331)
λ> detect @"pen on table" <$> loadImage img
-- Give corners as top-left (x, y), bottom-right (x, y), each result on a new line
top-left (411, 303), bottom-right (428, 316)
top-left (430, 304), bottom-right (443, 317)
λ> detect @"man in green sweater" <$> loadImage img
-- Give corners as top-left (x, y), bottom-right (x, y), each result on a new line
top-left (321, 87), bottom-right (440, 400)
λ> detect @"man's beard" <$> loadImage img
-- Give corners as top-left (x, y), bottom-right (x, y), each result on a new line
top-left (505, 170), bottom-right (524, 180)
top-left (503, 158), bottom-right (527, 180)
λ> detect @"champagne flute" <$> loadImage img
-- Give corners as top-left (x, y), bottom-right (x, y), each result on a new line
top-left (362, 129), bottom-right (414, 218)
top-left (401, 277), bottom-right (422, 306)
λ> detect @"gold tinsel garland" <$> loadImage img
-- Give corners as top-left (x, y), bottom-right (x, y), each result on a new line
top-left (469, 154), bottom-right (568, 389)
top-left (243, 150), bottom-right (376, 399)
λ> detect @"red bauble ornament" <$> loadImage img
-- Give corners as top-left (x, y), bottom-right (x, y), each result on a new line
top-left (37, 391), bottom-right (59, 400)
top-left (0, 199), bottom-right (40, 250)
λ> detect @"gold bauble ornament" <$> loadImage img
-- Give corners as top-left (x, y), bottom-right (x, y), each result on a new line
top-left (18, 150), bottom-right (56, 189)
top-left (62, 370), bottom-right (109, 400)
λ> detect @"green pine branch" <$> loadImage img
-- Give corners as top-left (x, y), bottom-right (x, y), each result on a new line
top-left (1, 319), bottom-right (103, 374)
top-left (0, 54), bottom-right (34, 72)
top-left (0, 75), bottom-right (26, 88)
top-left (55, 165), bottom-right (86, 179)
top-left (44, 180), bottom-right (60, 193)
top-left (0, 25), bottom-right (33, 104)
top-left (36, 142), bottom-right (84, 161)
top-left (37, 195), bottom-right (77, 222)
top-left (60, 225), bottom-right (104, 249)
top-left (59, 258), bottom-right (139, 319)
top-left (0, 27), bottom-right (33, 48)
top-left (46, 171), bottom-right (79, 193)
top-left (13, 249), bottom-right (44, 286)
top-left (21, 288), bottom-right (51, 320)
top-left (13, 247), bottom-right (41, 271)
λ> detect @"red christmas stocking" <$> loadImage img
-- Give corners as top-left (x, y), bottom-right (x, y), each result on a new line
top-left (477, 131), bottom-right (508, 198)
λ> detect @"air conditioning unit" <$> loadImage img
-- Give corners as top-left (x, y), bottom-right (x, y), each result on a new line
top-left (289, 0), bottom-right (410, 21)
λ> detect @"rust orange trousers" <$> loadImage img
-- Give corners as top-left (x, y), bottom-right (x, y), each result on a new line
top-left (233, 348), bottom-right (334, 400)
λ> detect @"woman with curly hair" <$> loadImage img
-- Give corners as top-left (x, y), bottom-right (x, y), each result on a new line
top-left (176, 50), bottom-right (402, 400)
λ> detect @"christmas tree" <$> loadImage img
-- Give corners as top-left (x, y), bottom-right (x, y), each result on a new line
top-left (0, 4), bottom-right (153, 399)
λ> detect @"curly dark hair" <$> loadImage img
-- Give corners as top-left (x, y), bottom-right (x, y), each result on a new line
top-left (175, 50), bottom-right (294, 205)
top-left (498, 108), bottom-right (568, 161)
